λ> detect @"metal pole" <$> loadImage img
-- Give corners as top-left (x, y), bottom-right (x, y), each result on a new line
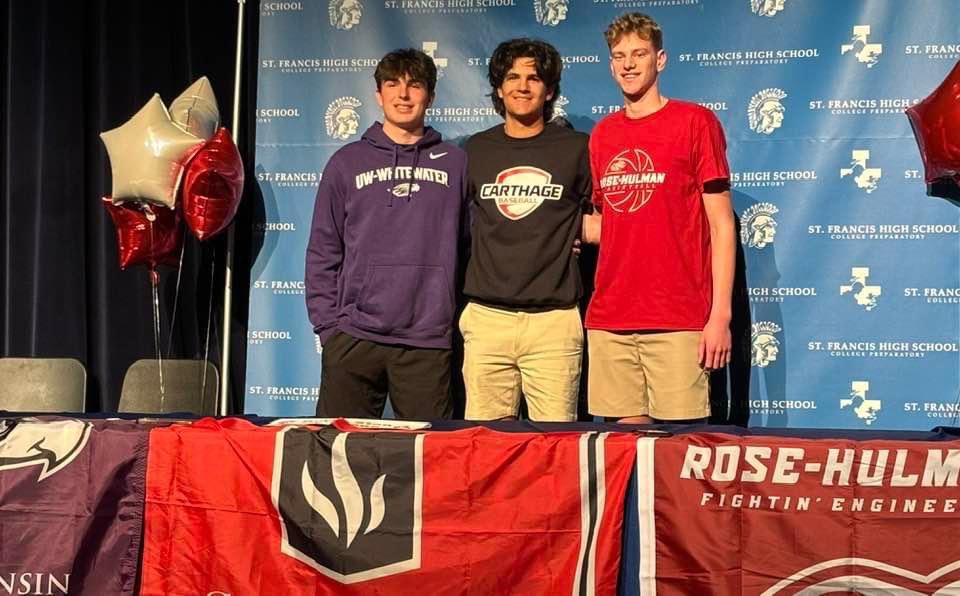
top-left (219, 0), bottom-right (246, 416)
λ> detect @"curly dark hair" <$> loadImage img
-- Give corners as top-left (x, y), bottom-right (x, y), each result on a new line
top-left (374, 48), bottom-right (438, 95)
top-left (487, 38), bottom-right (562, 122)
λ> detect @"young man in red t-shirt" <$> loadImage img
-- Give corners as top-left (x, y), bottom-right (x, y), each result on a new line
top-left (584, 12), bottom-right (735, 424)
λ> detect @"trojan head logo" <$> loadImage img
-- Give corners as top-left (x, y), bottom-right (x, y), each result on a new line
top-left (748, 88), bottom-right (787, 135)
top-left (328, 0), bottom-right (363, 30)
top-left (534, 0), bottom-right (568, 26)
top-left (550, 95), bottom-right (569, 121)
top-left (325, 97), bottom-right (362, 141)
top-left (840, 380), bottom-right (881, 425)
top-left (750, 0), bottom-right (786, 16)
top-left (764, 559), bottom-right (960, 594)
top-left (273, 427), bottom-right (423, 583)
top-left (600, 148), bottom-right (666, 213)
top-left (840, 149), bottom-right (882, 193)
top-left (840, 266), bottom-right (881, 311)
top-left (751, 321), bottom-right (782, 368)
top-left (841, 25), bottom-right (882, 68)
top-left (421, 42), bottom-right (448, 79)
top-left (740, 202), bottom-right (779, 248)
top-left (479, 166), bottom-right (564, 220)
top-left (0, 419), bottom-right (91, 481)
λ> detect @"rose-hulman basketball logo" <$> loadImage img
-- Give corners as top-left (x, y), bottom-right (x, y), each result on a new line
top-left (479, 166), bottom-right (563, 220)
top-left (600, 148), bottom-right (666, 213)
top-left (764, 558), bottom-right (960, 594)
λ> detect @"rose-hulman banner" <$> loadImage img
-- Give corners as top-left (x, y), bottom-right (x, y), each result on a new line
top-left (139, 418), bottom-right (637, 595)
top-left (635, 433), bottom-right (960, 594)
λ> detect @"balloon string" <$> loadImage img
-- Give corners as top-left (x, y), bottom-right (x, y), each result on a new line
top-left (147, 217), bottom-right (166, 411)
top-left (151, 266), bottom-right (166, 409)
top-left (201, 246), bottom-right (217, 411)
top-left (165, 241), bottom-right (187, 358)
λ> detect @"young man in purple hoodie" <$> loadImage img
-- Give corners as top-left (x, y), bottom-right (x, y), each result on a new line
top-left (305, 49), bottom-right (467, 420)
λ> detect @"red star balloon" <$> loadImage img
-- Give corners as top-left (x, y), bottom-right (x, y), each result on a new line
top-left (181, 128), bottom-right (245, 241)
top-left (906, 60), bottom-right (960, 199)
top-left (103, 198), bottom-right (182, 270)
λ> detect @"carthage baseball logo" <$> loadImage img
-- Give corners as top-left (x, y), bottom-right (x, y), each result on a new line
top-left (479, 166), bottom-right (563, 220)
top-left (599, 148), bottom-right (666, 213)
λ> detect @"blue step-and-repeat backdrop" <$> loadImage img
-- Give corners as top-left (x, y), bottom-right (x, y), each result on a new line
top-left (246, 0), bottom-right (960, 430)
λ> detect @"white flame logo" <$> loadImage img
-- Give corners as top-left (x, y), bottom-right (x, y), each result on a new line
top-left (301, 434), bottom-right (386, 547)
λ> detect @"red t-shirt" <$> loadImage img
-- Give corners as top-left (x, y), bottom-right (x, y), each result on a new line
top-left (586, 100), bottom-right (730, 331)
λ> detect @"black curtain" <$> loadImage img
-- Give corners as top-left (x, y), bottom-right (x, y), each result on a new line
top-left (0, 1), bottom-right (260, 411)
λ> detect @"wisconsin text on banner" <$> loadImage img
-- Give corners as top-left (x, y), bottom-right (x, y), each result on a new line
top-left (635, 432), bottom-right (960, 594)
top-left (140, 418), bottom-right (637, 595)
top-left (0, 418), bottom-right (148, 596)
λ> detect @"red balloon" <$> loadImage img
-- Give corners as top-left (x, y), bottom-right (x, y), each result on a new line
top-left (103, 197), bottom-right (182, 270)
top-left (906, 60), bottom-right (960, 198)
top-left (181, 128), bottom-right (244, 240)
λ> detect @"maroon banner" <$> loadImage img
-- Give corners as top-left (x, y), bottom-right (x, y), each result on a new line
top-left (639, 433), bottom-right (960, 594)
top-left (0, 418), bottom-right (148, 596)
top-left (140, 419), bottom-right (637, 596)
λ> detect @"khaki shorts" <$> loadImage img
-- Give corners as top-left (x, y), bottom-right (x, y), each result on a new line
top-left (460, 302), bottom-right (582, 422)
top-left (587, 329), bottom-right (709, 420)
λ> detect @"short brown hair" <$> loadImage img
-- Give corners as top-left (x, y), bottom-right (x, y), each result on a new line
top-left (604, 12), bottom-right (663, 51)
top-left (374, 48), bottom-right (438, 95)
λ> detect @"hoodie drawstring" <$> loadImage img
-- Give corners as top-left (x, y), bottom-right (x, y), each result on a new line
top-left (408, 145), bottom-right (420, 201)
top-left (388, 144), bottom-right (399, 207)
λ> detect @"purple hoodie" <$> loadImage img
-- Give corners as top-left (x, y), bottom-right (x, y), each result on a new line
top-left (305, 122), bottom-right (467, 349)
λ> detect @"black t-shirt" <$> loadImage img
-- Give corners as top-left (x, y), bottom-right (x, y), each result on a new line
top-left (463, 123), bottom-right (592, 310)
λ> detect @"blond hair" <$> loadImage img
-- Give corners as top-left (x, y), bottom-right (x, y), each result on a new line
top-left (604, 13), bottom-right (662, 51)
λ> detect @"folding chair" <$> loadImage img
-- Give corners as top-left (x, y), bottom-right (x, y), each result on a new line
top-left (118, 359), bottom-right (218, 415)
top-left (0, 357), bottom-right (87, 412)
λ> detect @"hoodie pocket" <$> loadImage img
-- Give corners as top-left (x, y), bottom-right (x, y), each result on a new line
top-left (351, 265), bottom-right (453, 338)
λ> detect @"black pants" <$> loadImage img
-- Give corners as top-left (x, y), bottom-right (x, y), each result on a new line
top-left (316, 331), bottom-right (453, 420)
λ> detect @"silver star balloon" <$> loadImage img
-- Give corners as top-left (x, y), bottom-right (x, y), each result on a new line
top-left (100, 94), bottom-right (203, 208)
top-left (170, 76), bottom-right (220, 140)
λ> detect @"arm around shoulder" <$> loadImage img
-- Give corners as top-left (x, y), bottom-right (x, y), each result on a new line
top-left (582, 212), bottom-right (602, 244)
top-left (579, 133), bottom-right (602, 244)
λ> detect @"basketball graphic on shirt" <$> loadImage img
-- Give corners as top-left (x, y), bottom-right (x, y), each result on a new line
top-left (599, 148), bottom-right (666, 213)
top-left (479, 166), bottom-right (564, 220)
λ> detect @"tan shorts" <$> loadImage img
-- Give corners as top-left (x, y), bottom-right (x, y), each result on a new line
top-left (460, 302), bottom-right (582, 422)
top-left (587, 329), bottom-right (709, 420)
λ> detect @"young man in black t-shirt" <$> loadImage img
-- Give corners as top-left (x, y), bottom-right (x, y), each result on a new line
top-left (461, 39), bottom-right (592, 422)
